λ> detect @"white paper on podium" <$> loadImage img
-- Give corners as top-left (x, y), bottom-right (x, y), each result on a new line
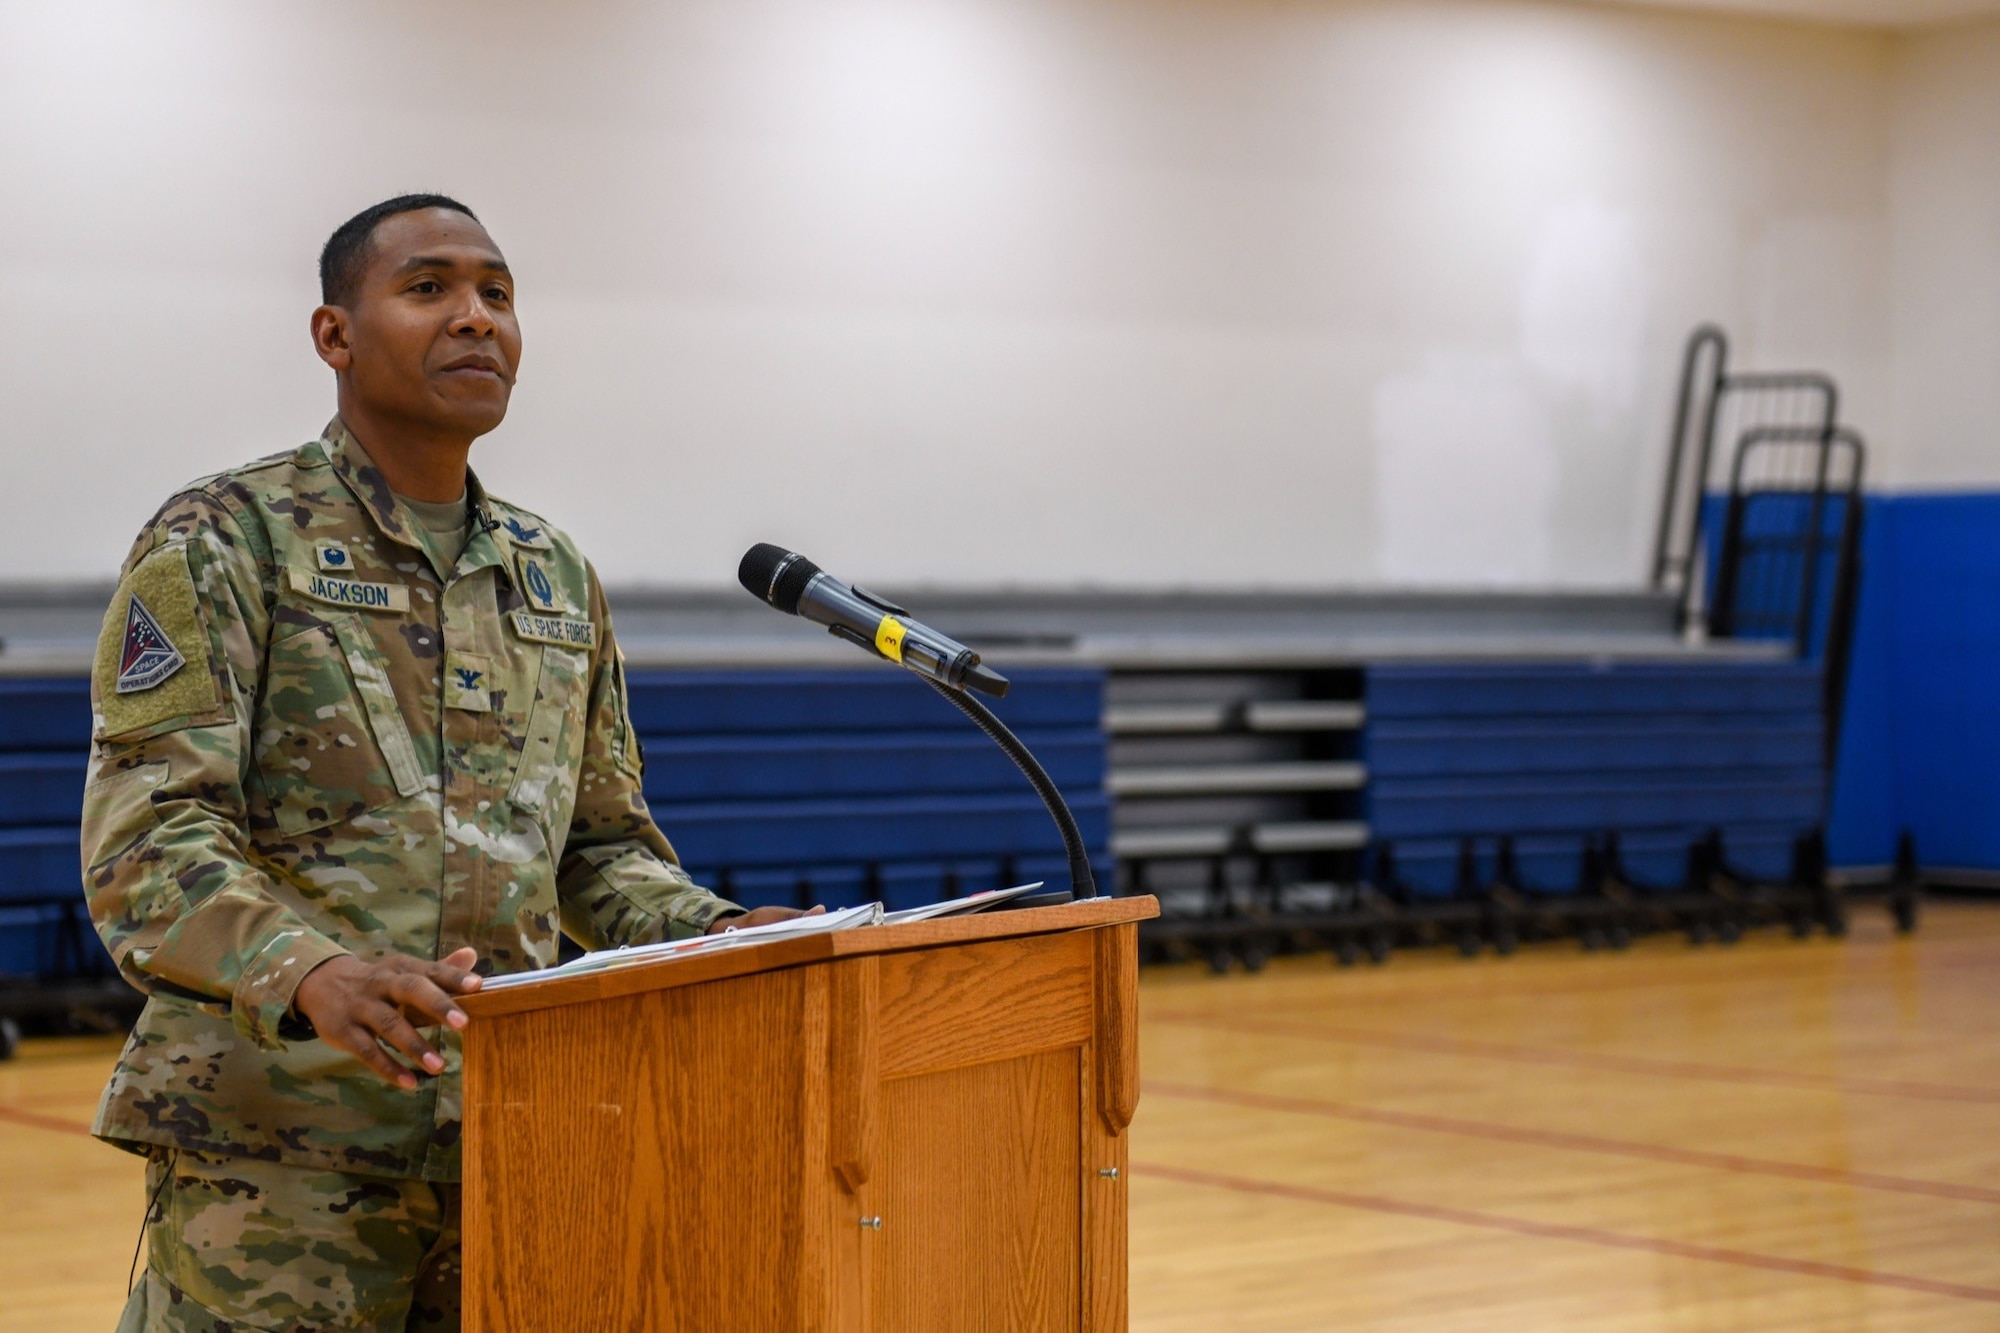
top-left (879, 882), bottom-right (1047, 925)
top-left (481, 903), bottom-right (883, 990)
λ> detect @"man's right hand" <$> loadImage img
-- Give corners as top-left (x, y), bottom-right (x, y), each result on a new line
top-left (292, 946), bottom-right (483, 1089)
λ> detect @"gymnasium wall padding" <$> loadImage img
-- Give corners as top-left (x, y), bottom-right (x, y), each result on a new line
top-left (1828, 493), bottom-right (2000, 873)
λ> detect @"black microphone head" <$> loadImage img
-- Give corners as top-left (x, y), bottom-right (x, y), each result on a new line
top-left (737, 543), bottom-right (822, 615)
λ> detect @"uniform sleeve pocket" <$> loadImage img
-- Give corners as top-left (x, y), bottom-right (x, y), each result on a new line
top-left (80, 759), bottom-right (170, 875)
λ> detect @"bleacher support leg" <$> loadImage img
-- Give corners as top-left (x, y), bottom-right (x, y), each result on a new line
top-left (1891, 830), bottom-right (1923, 935)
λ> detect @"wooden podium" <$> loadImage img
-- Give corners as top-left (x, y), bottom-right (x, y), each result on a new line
top-left (458, 895), bottom-right (1159, 1331)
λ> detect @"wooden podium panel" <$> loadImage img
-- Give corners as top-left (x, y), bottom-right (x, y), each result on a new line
top-left (461, 896), bottom-right (1156, 1332)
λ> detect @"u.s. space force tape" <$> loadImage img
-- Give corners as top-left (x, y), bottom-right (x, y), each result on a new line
top-left (510, 611), bottom-right (598, 649)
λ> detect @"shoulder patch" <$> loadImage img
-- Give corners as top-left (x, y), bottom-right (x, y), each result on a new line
top-left (115, 594), bottom-right (185, 692)
top-left (94, 544), bottom-right (221, 738)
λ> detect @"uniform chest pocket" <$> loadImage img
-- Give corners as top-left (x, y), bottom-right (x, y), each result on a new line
top-left (256, 613), bottom-right (425, 836)
top-left (506, 645), bottom-right (590, 852)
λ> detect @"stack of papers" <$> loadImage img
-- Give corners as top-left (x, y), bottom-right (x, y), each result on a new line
top-left (880, 882), bottom-right (1046, 924)
top-left (480, 884), bottom-right (1049, 991)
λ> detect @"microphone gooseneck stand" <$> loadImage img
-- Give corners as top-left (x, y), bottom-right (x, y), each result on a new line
top-left (924, 678), bottom-right (1097, 904)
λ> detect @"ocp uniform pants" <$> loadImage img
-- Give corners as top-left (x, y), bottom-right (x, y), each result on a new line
top-left (116, 1149), bottom-right (462, 1332)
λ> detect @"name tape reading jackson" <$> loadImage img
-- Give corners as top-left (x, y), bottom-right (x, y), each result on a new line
top-left (287, 567), bottom-right (412, 613)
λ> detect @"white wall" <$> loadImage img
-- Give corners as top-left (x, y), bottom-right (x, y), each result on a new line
top-left (0, 0), bottom-right (1901, 589)
top-left (1887, 17), bottom-right (2000, 489)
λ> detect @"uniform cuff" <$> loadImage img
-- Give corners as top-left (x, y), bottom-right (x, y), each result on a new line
top-left (676, 893), bottom-right (747, 939)
top-left (229, 928), bottom-right (350, 1051)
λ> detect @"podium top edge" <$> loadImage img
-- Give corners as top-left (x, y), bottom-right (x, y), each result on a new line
top-left (459, 894), bottom-right (1160, 1019)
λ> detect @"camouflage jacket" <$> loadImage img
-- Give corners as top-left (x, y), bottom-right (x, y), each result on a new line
top-left (82, 420), bottom-right (740, 1181)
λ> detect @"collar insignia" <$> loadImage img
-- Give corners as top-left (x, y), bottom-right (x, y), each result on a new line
top-left (115, 592), bottom-right (187, 694)
top-left (502, 516), bottom-right (552, 549)
top-left (444, 651), bottom-right (494, 713)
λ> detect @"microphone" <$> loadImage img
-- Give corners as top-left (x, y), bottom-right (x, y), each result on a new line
top-left (737, 544), bottom-right (1010, 698)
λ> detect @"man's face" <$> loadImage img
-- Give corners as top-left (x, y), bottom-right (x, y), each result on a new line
top-left (315, 208), bottom-right (522, 440)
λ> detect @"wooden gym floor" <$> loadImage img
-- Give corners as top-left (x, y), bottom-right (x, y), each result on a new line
top-left (4, 902), bottom-right (1997, 1330)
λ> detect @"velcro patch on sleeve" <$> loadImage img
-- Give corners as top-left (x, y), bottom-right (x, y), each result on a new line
top-left (510, 611), bottom-right (598, 649)
top-left (94, 544), bottom-right (221, 738)
top-left (287, 567), bottom-right (410, 613)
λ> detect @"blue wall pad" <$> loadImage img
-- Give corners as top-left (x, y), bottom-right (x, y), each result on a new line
top-left (1828, 493), bottom-right (2000, 871)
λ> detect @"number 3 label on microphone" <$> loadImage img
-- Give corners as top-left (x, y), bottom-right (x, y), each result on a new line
top-left (874, 616), bottom-right (907, 663)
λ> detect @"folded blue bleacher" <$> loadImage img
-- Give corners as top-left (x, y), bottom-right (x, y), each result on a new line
top-left (630, 668), bottom-right (1110, 909)
top-left (0, 680), bottom-right (94, 978)
top-left (1365, 661), bottom-right (1826, 898)
top-left (0, 669), bottom-right (1111, 975)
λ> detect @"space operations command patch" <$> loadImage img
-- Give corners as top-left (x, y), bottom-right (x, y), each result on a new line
top-left (116, 593), bottom-right (186, 693)
top-left (92, 542), bottom-right (220, 739)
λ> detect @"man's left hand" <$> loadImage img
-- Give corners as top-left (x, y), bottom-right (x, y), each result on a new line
top-left (706, 905), bottom-right (827, 934)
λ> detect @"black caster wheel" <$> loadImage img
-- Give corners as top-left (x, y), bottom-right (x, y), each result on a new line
top-left (0, 1017), bottom-right (19, 1062)
top-left (1608, 925), bottom-right (1632, 951)
top-left (1493, 932), bottom-right (1519, 957)
top-left (1456, 932), bottom-right (1481, 959)
top-left (1334, 938), bottom-right (1360, 967)
top-left (1580, 926), bottom-right (1605, 952)
top-left (1240, 945), bottom-right (1270, 974)
top-left (1716, 918), bottom-right (1743, 945)
top-left (1687, 920), bottom-right (1710, 946)
top-left (1789, 914), bottom-right (1812, 939)
top-left (1206, 947), bottom-right (1232, 976)
top-left (1367, 932), bottom-right (1392, 965)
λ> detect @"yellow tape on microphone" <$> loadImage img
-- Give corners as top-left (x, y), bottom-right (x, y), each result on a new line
top-left (874, 616), bottom-right (907, 663)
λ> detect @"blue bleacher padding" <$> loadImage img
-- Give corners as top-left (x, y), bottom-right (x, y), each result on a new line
top-left (640, 727), bottom-right (1105, 803)
top-left (624, 668), bottom-right (1105, 735)
top-left (0, 678), bottom-right (92, 750)
top-left (1370, 771), bottom-right (1823, 840)
top-left (1365, 717), bottom-right (1822, 779)
top-left (1367, 663), bottom-right (1822, 719)
top-left (0, 753), bottom-right (88, 827)
top-left (1362, 659), bottom-right (1829, 898)
top-left (0, 904), bottom-right (64, 978)
top-left (0, 668), bottom-right (1110, 981)
top-left (0, 827), bottom-right (80, 904)
top-left (656, 791), bottom-right (1111, 871)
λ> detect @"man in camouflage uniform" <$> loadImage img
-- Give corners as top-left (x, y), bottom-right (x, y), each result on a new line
top-left (82, 195), bottom-right (806, 1330)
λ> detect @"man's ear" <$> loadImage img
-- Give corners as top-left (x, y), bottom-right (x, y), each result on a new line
top-left (311, 305), bottom-right (353, 373)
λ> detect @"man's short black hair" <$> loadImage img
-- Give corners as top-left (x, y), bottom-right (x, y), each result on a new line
top-left (319, 193), bottom-right (479, 306)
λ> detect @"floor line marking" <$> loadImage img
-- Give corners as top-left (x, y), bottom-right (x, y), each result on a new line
top-left (0, 1103), bottom-right (92, 1137)
top-left (1145, 1081), bottom-right (2000, 1205)
top-left (1150, 1014), bottom-right (2000, 1105)
top-left (1132, 1161), bottom-right (2000, 1306)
